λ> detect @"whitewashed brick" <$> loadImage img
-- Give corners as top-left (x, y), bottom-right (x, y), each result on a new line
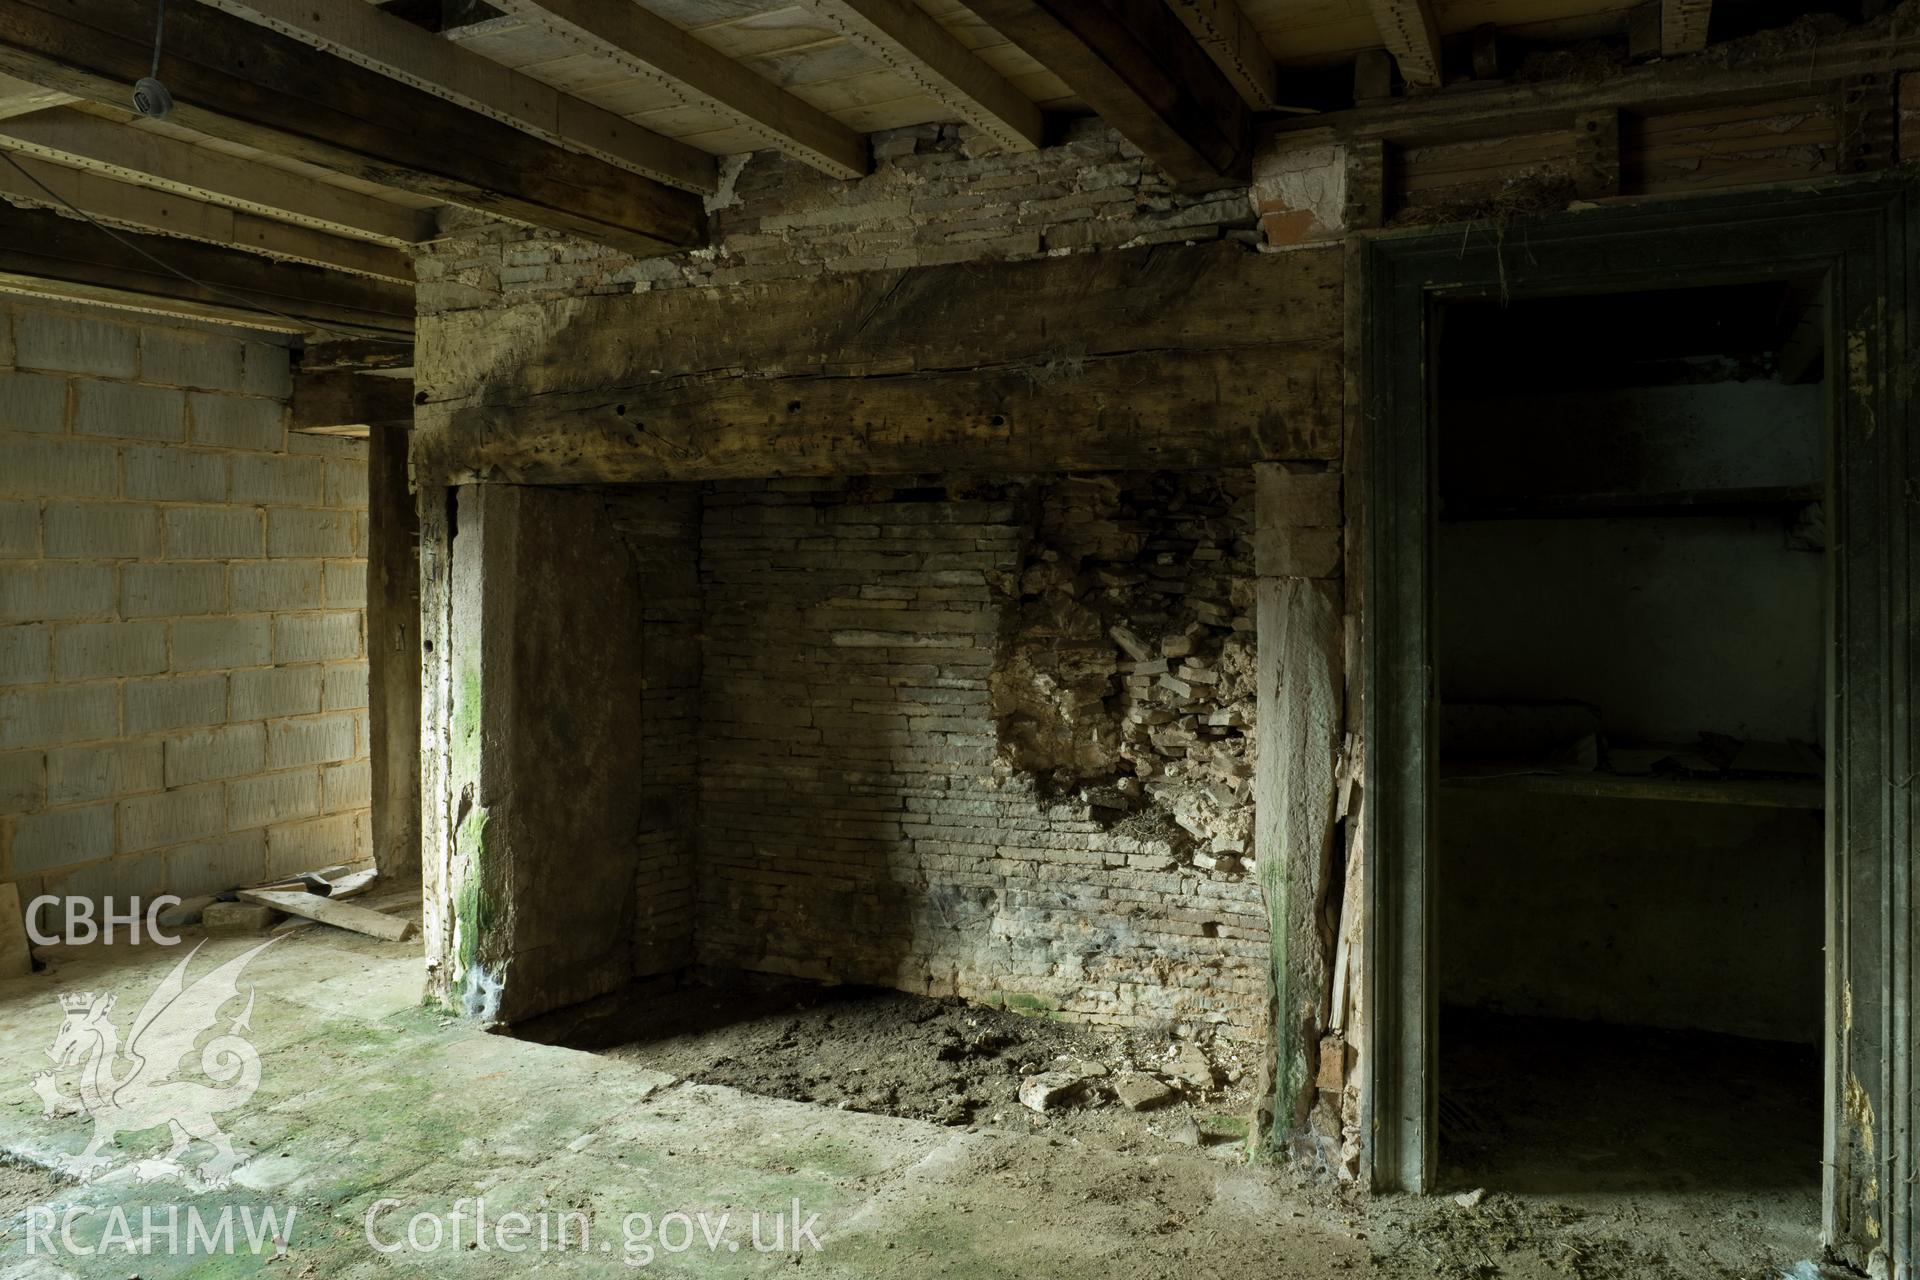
top-left (232, 454), bottom-right (324, 506)
top-left (189, 393), bottom-right (283, 450)
top-left (47, 741), bottom-right (162, 805)
top-left (141, 330), bottom-right (245, 391)
top-left (268, 714), bottom-right (355, 769)
top-left (163, 506), bottom-right (262, 560)
top-left (0, 563), bottom-right (116, 622)
top-left (124, 674), bottom-right (226, 734)
top-left (0, 749), bottom-right (42, 810)
top-left (227, 768), bottom-right (320, 830)
top-left (0, 372), bottom-right (68, 433)
top-left (0, 435), bottom-right (118, 498)
top-left (119, 783), bottom-right (224, 852)
top-left (267, 509), bottom-right (352, 557)
top-left (321, 662), bottom-right (367, 711)
top-left (124, 446), bottom-right (227, 502)
top-left (230, 561), bottom-right (321, 611)
top-left (231, 665), bottom-right (321, 720)
top-left (321, 758), bottom-right (370, 812)
top-left (53, 622), bottom-right (166, 680)
top-left (164, 723), bottom-right (265, 786)
top-left (72, 379), bottom-right (185, 442)
top-left (0, 502), bottom-right (36, 557)
top-left (43, 503), bottom-right (161, 558)
top-left (170, 616), bottom-right (270, 671)
top-left (14, 310), bottom-right (136, 377)
top-left (12, 803), bottom-right (115, 872)
top-left (322, 560), bottom-right (366, 608)
top-left (0, 625), bottom-right (48, 685)
top-left (275, 612), bottom-right (359, 663)
top-left (122, 563), bottom-right (224, 617)
top-left (265, 812), bottom-right (354, 877)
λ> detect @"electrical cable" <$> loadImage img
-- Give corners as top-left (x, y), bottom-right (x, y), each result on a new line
top-left (0, 148), bottom-right (412, 347)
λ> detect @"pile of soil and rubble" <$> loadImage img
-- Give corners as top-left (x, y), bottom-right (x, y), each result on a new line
top-left (518, 976), bottom-right (1260, 1148)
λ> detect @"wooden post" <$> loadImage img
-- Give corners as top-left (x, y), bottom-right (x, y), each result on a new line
top-left (367, 423), bottom-right (421, 878)
top-left (1253, 463), bottom-right (1345, 1153)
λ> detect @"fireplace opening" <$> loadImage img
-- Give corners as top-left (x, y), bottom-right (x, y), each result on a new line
top-left (502, 471), bottom-right (1280, 1144)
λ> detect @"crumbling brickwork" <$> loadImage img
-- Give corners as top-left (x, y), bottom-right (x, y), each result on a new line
top-left (696, 475), bottom-right (1270, 1042)
top-left (415, 120), bottom-right (1259, 317)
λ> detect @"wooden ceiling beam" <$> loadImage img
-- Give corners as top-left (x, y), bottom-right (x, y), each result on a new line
top-left (1166, 0), bottom-right (1281, 111)
top-left (0, 0), bottom-right (705, 254)
top-left (795, 0), bottom-right (1042, 152)
top-left (964, 0), bottom-right (1250, 190)
top-left (0, 106), bottom-right (435, 244)
top-left (292, 368), bottom-right (415, 433)
top-left (487, 0), bottom-right (870, 180)
top-left (1366, 0), bottom-right (1443, 88)
top-left (0, 151), bottom-right (414, 279)
top-left (197, 0), bottom-right (714, 193)
top-left (0, 201), bottom-right (413, 338)
top-left (1662, 0), bottom-right (1712, 56)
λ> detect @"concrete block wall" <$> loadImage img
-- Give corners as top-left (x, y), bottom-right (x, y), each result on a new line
top-left (0, 301), bottom-right (370, 920)
top-left (696, 478), bottom-right (1271, 1043)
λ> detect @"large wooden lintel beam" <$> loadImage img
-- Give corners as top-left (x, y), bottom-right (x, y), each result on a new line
top-left (1366, 0), bottom-right (1442, 88)
top-left (292, 368), bottom-right (416, 433)
top-left (413, 241), bottom-right (1343, 484)
top-left (966, 0), bottom-right (1250, 190)
top-left (0, 0), bottom-right (705, 254)
top-left (0, 201), bottom-right (413, 338)
top-left (490, 0), bottom-right (869, 180)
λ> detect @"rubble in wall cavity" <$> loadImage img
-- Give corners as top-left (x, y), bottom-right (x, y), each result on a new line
top-left (990, 472), bottom-right (1257, 875)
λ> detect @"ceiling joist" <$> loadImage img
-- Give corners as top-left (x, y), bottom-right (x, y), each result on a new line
top-left (0, 106), bottom-right (435, 245)
top-left (794, 0), bottom-right (1043, 153)
top-left (483, 0), bottom-right (871, 180)
top-left (0, 151), bottom-right (414, 280)
top-left (1165, 0), bottom-right (1281, 111)
top-left (1366, 0), bottom-right (1444, 88)
top-left (196, 0), bottom-right (715, 193)
top-left (0, 200), bottom-right (412, 338)
top-left (0, 0), bottom-right (705, 255)
top-left (1662, 0), bottom-right (1712, 55)
top-left (964, 0), bottom-right (1250, 191)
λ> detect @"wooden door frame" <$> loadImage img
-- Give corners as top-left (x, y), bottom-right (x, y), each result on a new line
top-left (1360, 178), bottom-right (1915, 1272)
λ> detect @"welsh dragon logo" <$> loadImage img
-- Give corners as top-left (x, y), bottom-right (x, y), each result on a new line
top-left (30, 939), bottom-right (275, 1188)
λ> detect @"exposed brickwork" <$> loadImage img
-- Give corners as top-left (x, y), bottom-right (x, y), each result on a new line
top-left (695, 476), bottom-right (1270, 1043)
top-left (0, 301), bottom-right (369, 920)
top-left (415, 121), bottom-right (1261, 316)
top-left (607, 488), bottom-right (702, 977)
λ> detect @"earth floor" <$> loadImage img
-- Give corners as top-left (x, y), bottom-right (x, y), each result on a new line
top-left (0, 934), bottom-right (1829, 1279)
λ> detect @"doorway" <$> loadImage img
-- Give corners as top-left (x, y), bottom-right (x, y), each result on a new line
top-left (1361, 182), bottom-right (1916, 1274)
top-left (1430, 283), bottom-right (1825, 1208)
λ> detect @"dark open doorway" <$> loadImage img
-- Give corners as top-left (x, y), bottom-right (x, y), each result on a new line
top-left (1429, 283), bottom-right (1826, 1212)
top-left (1361, 182), bottom-right (1916, 1275)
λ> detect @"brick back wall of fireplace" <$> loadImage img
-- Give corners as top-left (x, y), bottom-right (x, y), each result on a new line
top-left (689, 478), bottom-right (1271, 1043)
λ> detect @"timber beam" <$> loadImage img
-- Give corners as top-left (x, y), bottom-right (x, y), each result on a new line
top-left (0, 0), bottom-right (705, 253)
top-left (0, 201), bottom-right (413, 338)
top-left (965, 0), bottom-right (1251, 189)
